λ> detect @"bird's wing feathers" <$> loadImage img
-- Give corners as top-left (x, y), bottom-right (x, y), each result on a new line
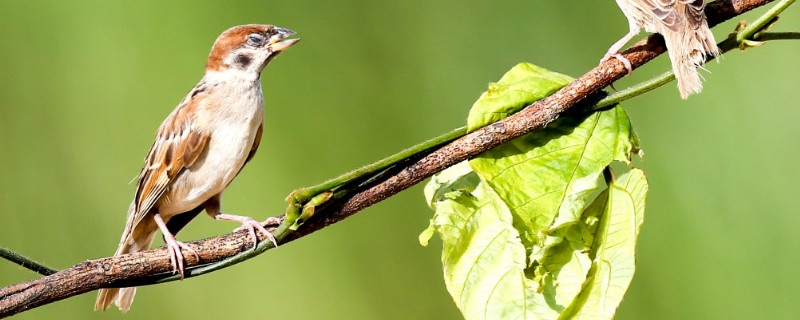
top-left (129, 95), bottom-right (210, 233)
top-left (681, 0), bottom-right (708, 30)
top-left (245, 122), bottom-right (262, 165)
top-left (632, 0), bottom-right (707, 32)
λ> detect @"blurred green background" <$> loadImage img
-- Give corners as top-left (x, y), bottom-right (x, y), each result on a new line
top-left (1, 1), bottom-right (798, 319)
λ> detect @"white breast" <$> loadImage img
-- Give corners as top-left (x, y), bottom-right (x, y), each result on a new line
top-left (157, 72), bottom-right (264, 216)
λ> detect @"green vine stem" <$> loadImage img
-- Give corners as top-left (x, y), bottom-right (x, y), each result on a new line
top-left (289, 126), bottom-right (467, 202)
top-left (738, 0), bottom-right (796, 42)
top-left (0, 246), bottom-right (57, 276)
top-left (757, 31), bottom-right (800, 40)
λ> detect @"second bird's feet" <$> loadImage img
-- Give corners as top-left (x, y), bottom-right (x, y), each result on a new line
top-left (601, 52), bottom-right (633, 75)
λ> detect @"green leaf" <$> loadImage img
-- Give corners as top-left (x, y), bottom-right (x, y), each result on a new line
top-left (422, 162), bottom-right (561, 319)
top-left (614, 169), bottom-right (647, 239)
top-left (422, 63), bottom-right (646, 320)
top-left (467, 63), bottom-right (573, 132)
top-left (465, 63), bottom-right (640, 263)
top-left (421, 161), bottom-right (481, 246)
top-left (423, 161), bottom-right (481, 210)
top-left (560, 168), bottom-right (648, 320)
top-left (421, 164), bottom-right (649, 320)
top-left (470, 106), bottom-right (639, 261)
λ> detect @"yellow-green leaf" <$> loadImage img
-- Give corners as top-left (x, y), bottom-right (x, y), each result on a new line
top-left (467, 63), bottom-right (573, 132)
top-left (560, 168), bottom-right (648, 320)
top-left (422, 63), bottom-right (646, 320)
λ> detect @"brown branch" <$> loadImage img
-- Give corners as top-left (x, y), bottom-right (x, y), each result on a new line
top-left (0, 229), bottom-right (263, 317)
top-left (284, 0), bottom-right (773, 237)
top-left (0, 0), bottom-right (774, 317)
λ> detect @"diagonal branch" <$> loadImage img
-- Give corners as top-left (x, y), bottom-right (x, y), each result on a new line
top-left (284, 0), bottom-right (778, 239)
top-left (0, 0), bottom-right (780, 317)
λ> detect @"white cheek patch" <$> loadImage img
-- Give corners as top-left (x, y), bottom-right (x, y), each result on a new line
top-left (222, 48), bottom-right (273, 76)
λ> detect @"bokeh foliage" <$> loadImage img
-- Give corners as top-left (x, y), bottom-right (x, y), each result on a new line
top-left (0, 1), bottom-right (799, 319)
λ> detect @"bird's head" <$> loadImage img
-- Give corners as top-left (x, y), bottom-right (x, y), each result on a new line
top-left (205, 24), bottom-right (299, 76)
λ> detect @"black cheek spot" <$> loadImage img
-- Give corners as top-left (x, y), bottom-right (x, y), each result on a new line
top-left (234, 54), bottom-right (252, 68)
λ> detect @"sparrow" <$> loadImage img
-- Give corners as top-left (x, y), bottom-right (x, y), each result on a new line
top-left (603, 0), bottom-right (720, 99)
top-left (94, 24), bottom-right (299, 312)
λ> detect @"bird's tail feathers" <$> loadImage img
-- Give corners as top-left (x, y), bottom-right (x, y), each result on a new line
top-left (665, 22), bottom-right (719, 99)
top-left (94, 202), bottom-right (158, 312)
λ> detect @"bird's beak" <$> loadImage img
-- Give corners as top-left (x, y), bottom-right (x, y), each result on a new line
top-left (269, 28), bottom-right (300, 52)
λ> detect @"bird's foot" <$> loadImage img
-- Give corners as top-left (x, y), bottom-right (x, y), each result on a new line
top-left (234, 217), bottom-right (279, 247)
top-left (601, 52), bottom-right (633, 75)
top-left (163, 232), bottom-right (199, 279)
top-left (218, 213), bottom-right (279, 247)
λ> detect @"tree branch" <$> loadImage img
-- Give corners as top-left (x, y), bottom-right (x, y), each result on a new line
top-left (284, 0), bottom-right (780, 239)
top-left (0, 0), bottom-right (781, 317)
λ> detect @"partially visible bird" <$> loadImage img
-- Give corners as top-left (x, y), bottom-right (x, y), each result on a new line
top-left (94, 24), bottom-right (299, 312)
top-left (603, 0), bottom-right (720, 99)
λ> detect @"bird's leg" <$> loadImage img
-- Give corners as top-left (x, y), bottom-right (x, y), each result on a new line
top-left (204, 195), bottom-right (278, 247)
top-left (601, 22), bottom-right (641, 75)
top-left (215, 213), bottom-right (279, 247)
top-left (153, 213), bottom-right (199, 279)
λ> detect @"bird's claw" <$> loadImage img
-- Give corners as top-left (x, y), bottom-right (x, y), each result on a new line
top-left (234, 217), bottom-right (279, 248)
top-left (601, 52), bottom-right (633, 75)
top-left (164, 235), bottom-right (199, 279)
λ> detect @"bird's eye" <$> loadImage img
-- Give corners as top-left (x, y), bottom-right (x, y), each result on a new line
top-left (247, 34), bottom-right (264, 46)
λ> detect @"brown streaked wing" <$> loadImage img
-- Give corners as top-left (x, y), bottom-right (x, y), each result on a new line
top-left (681, 0), bottom-right (708, 30)
top-left (633, 0), bottom-right (681, 31)
top-left (636, 0), bottom-right (708, 31)
top-left (130, 98), bottom-right (210, 229)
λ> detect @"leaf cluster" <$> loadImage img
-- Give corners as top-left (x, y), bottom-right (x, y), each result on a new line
top-left (421, 64), bottom-right (648, 320)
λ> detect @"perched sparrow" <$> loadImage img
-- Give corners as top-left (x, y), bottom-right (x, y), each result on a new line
top-left (94, 24), bottom-right (299, 312)
top-left (603, 0), bottom-right (720, 99)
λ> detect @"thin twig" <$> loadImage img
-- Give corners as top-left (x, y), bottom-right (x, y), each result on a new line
top-left (757, 31), bottom-right (800, 39)
top-left (292, 126), bottom-right (468, 200)
top-left (0, 247), bottom-right (57, 276)
top-left (0, 0), bottom-right (785, 317)
top-left (737, 0), bottom-right (796, 42)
